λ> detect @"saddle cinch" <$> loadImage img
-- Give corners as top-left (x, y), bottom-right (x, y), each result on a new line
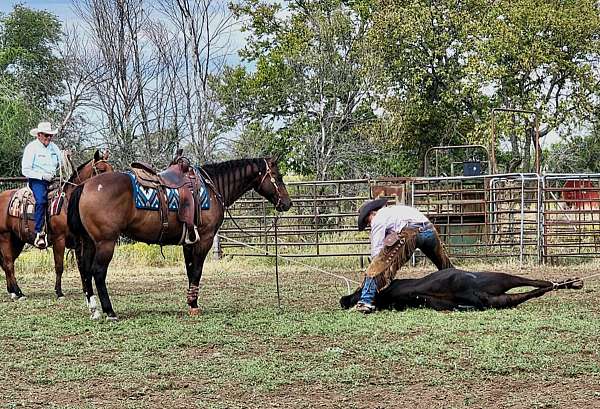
top-left (130, 154), bottom-right (202, 245)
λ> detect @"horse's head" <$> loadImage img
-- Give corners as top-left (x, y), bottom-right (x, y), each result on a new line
top-left (70, 150), bottom-right (113, 184)
top-left (253, 157), bottom-right (292, 212)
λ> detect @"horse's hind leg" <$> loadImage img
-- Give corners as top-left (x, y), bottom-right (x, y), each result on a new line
top-left (479, 273), bottom-right (555, 295)
top-left (484, 286), bottom-right (553, 309)
top-left (0, 233), bottom-right (26, 300)
top-left (89, 240), bottom-right (117, 320)
top-left (75, 237), bottom-right (98, 316)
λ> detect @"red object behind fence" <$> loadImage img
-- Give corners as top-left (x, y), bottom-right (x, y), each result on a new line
top-left (562, 180), bottom-right (600, 209)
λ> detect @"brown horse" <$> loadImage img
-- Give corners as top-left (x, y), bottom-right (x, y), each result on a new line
top-left (67, 157), bottom-right (292, 320)
top-left (0, 150), bottom-right (112, 300)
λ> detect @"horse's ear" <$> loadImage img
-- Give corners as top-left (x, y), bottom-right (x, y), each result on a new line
top-left (94, 150), bottom-right (101, 161)
top-left (271, 152), bottom-right (281, 163)
top-left (176, 148), bottom-right (183, 157)
top-left (102, 150), bottom-right (110, 160)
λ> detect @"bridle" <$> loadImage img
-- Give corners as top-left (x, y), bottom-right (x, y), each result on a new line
top-left (91, 159), bottom-right (110, 176)
top-left (258, 159), bottom-right (285, 210)
top-left (64, 157), bottom-right (110, 188)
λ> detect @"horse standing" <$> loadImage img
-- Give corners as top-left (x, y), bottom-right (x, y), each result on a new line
top-left (0, 150), bottom-right (112, 300)
top-left (68, 157), bottom-right (292, 320)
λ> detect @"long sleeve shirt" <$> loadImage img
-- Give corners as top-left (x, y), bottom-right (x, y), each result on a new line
top-left (369, 205), bottom-right (430, 258)
top-left (21, 139), bottom-right (62, 181)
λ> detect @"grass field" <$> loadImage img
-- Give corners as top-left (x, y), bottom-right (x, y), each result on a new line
top-left (1, 245), bottom-right (599, 408)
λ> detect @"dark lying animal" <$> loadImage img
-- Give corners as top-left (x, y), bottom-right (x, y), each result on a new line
top-left (340, 268), bottom-right (584, 311)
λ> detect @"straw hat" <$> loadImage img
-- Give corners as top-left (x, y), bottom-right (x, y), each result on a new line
top-left (30, 121), bottom-right (59, 137)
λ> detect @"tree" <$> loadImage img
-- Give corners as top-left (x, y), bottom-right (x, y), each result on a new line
top-left (473, 0), bottom-right (600, 173)
top-left (72, 0), bottom-right (236, 168)
top-left (216, 0), bottom-right (378, 180)
top-left (0, 5), bottom-right (65, 176)
top-left (545, 131), bottom-right (600, 173)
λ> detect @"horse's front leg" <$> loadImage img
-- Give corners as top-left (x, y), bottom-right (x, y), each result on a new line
top-left (52, 237), bottom-right (66, 299)
top-left (183, 242), bottom-right (209, 315)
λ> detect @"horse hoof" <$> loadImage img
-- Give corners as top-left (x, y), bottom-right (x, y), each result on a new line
top-left (56, 296), bottom-right (66, 302)
top-left (90, 310), bottom-right (102, 320)
top-left (106, 315), bottom-right (119, 322)
top-left (569, 278), bottom-right (584, 290)
top-left (17, 295), bottom-right (27, 302)
top-left (189, 308), bottom-right (201, 316)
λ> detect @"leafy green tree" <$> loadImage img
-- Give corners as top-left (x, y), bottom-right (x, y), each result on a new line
top-left (216, 0), bottom-right (378, 179)
top-left (359, 0), bottom-right (600, 175)
top-left (0, 4), bottom-right (64, 108)
top-left (473, 0), bottom-right (600, 173)
top-left (0, 5), bottom-right (65, 176)
top-left (545, 131), bottom-right (600, 173)
top-left (365, 0), bottom-right (489, 175)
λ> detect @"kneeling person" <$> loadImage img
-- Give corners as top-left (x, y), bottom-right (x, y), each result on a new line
top-left (355, 198), bottom-right (453, 313)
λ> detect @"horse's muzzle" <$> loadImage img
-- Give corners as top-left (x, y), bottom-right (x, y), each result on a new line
top-left (276, 198), bottom-right (292, 212)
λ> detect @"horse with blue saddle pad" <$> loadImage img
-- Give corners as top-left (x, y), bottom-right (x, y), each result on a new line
top-left (128, 151), bottom-right (210, 245)
top-left (67, 154), bottom-right (292, 320)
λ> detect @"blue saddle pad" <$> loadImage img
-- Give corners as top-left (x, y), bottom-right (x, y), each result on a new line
top-left (127, 172), bottom-right (210, 211)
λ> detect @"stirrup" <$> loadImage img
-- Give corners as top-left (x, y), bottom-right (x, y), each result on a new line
top-left (184, 225), bottom-right (200, 245)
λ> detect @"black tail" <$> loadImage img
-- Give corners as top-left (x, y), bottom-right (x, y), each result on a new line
top-left (67, 185), bottom-right (87, 240)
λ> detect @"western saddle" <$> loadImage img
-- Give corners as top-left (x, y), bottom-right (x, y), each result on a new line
top-left (130, 150), bottom-right (202, 245)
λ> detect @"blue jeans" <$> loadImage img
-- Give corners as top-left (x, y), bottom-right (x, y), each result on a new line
top-left (359, 277), bottom-right (377, 305)
top-left (28, 179), bottom-right (49, 233)
top-left (358, 225), bottom-right (452, 305)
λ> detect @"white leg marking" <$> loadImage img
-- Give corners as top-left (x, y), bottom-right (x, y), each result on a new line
top-left (88, 295), bottom-right (98, 312)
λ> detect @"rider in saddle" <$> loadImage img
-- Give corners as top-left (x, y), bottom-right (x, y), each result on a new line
top-left (355, 198), bottom-right (454, 313)
top-left (21, 121), bottom-right (63, 249)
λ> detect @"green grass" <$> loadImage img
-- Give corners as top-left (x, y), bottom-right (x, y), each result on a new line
top-left (1, 245), bottom-right (599, 408)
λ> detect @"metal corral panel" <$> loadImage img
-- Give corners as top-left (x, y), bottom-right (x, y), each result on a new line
top-left (217, 174), bottom-right (600, 265)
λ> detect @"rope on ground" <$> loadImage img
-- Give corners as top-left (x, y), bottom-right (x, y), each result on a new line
top-left (556, 271), bottom-right (600, 287)
top-left (217, 234), bottom-right (360, 294)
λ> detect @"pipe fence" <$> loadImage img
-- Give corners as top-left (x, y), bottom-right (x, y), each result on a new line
top-left (2, 173), bottom-right (598, 265)
top-left (218, 173), bottom-right (600, 265)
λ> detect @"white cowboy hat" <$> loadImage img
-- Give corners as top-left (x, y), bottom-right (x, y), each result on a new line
top-left (30, 121), bottom-right (59, 137)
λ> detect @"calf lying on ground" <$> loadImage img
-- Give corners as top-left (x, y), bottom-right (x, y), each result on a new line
top-left (340, 268), bottom-right (584, 312)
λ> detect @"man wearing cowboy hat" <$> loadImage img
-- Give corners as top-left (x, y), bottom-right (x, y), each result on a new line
top-left (354, 198), bottom-right (453, 313)
top-left (21, 121), bottom-right (63, 249)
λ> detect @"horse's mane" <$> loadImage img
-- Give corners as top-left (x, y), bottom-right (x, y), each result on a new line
top-left (201, 158), bottom-right (267, 178)
top-left (67, 158), bottom-right (93, 183)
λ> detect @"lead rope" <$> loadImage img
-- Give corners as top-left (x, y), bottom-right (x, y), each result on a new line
top-left (553, 272), bottom-right (600, 288)
top-left (216, 233), bottom-right (359, 294)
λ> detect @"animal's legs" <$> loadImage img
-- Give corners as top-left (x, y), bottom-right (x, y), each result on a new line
top-left (0, 233), bottom-right (25, 299)
top-left (89, 240), bottom-right (117, 320)
top-left (75, 237), bottom-right (98, 316)
top-left (183, 243), bottom-right (209, 314)
top-left (478, 274), bottom-right (555, 295)
top-left (52, 237), bottom-right (66, 298)
top-left (484, 286), bottom-right (553, 309)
